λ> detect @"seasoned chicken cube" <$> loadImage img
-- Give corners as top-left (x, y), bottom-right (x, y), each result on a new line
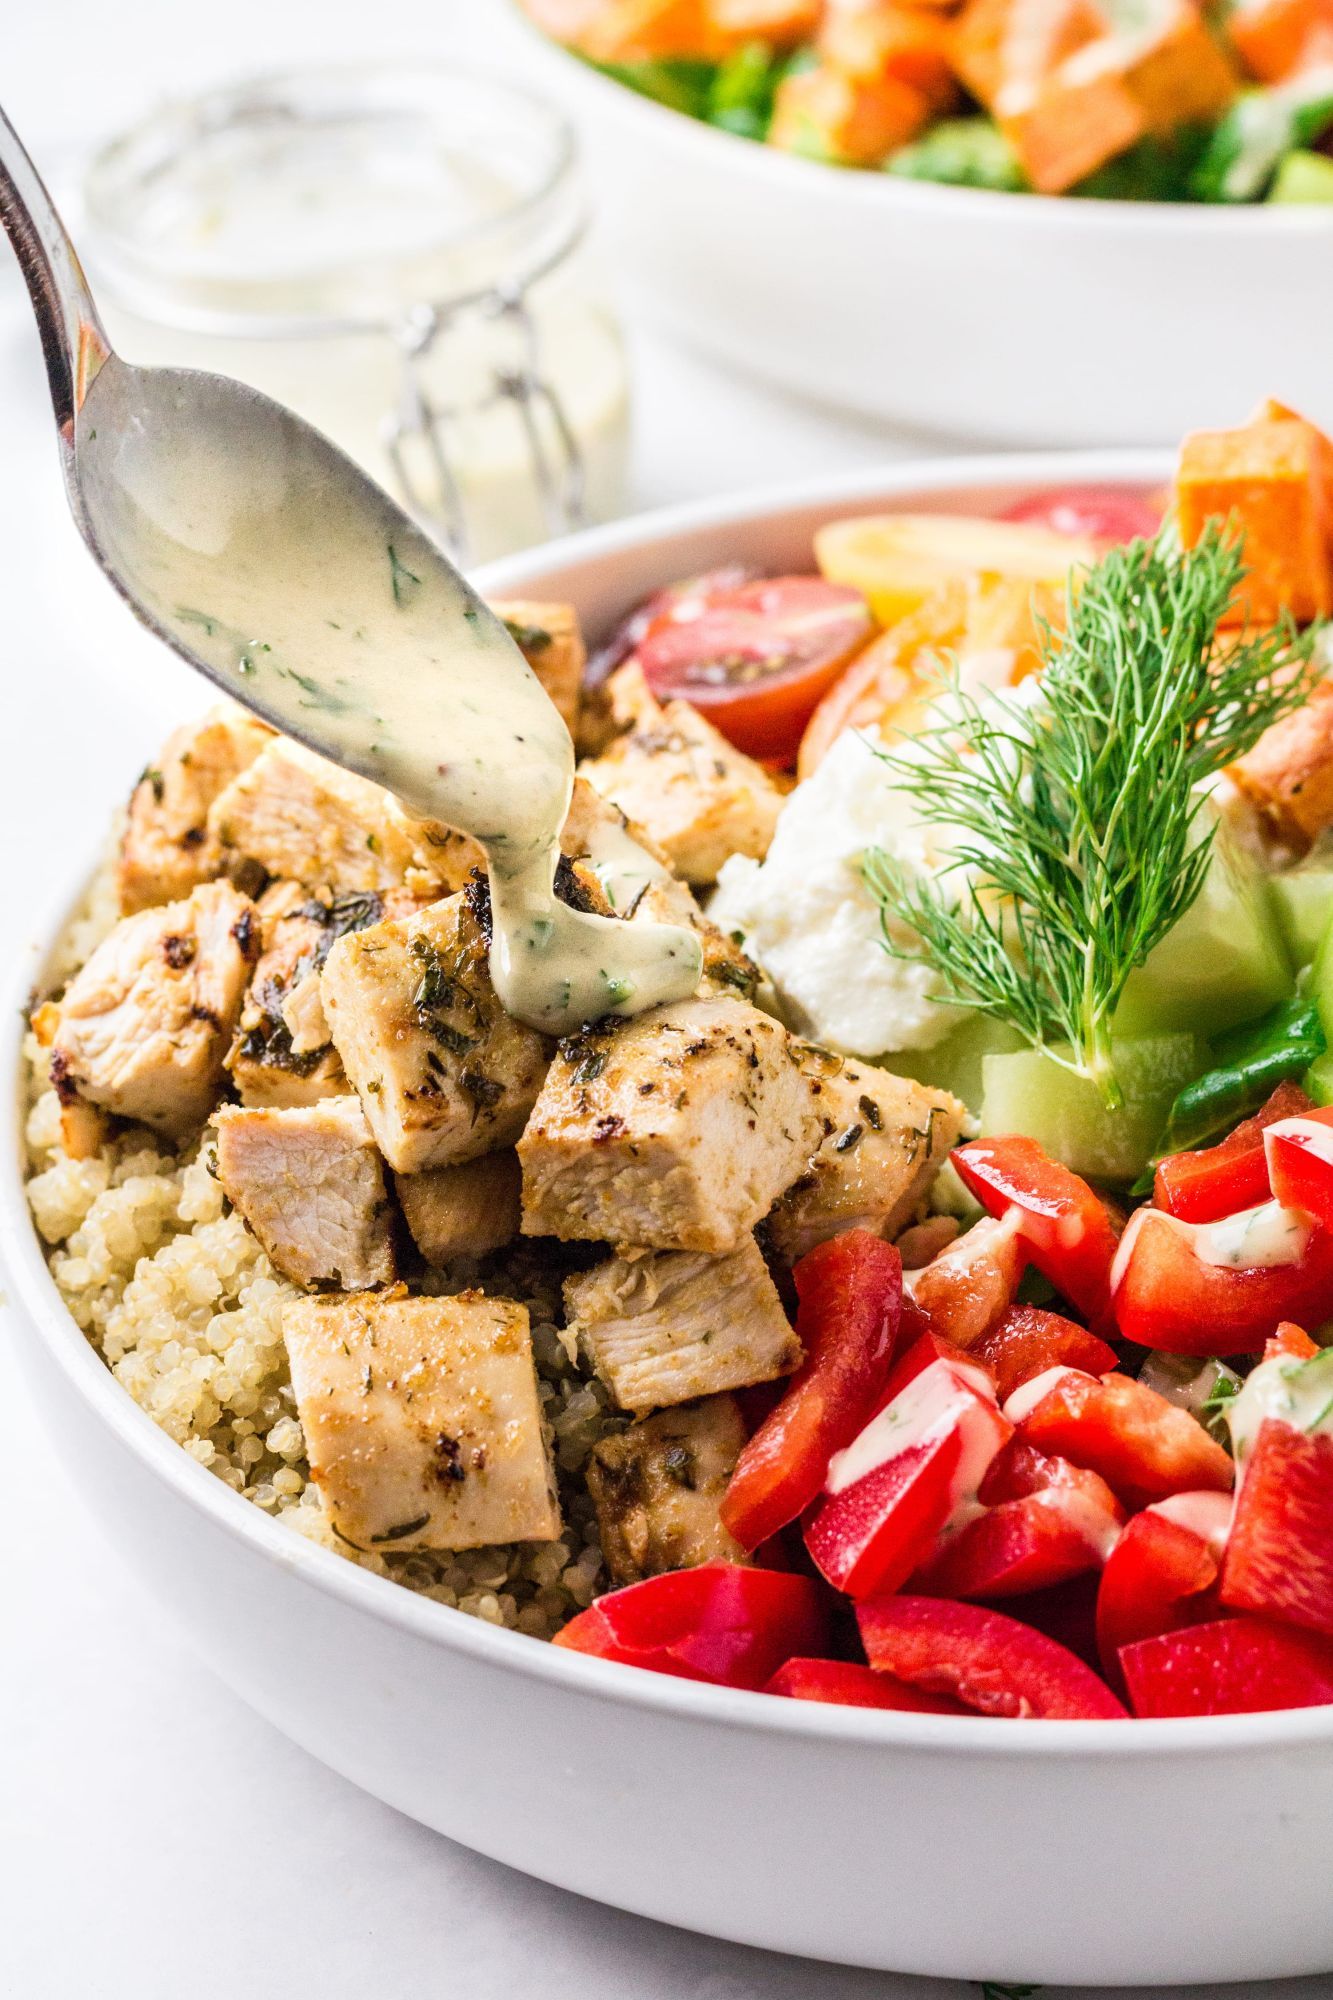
top-left (564, 1235), bottom-right (801, 1415)
top-left (214, 1097), bottom-right (395, 1290)
top-left (633, 875), bottom-right (760, 1003)
top-left (51, 880), bottom-right (259, 1140)
top-left (228, 881), bottom-right (416, 1108)
top-left (119, 706), bottom-right (274, 913)
top-left (767, 1051), bottom-right (967, 1262)
top-left (588, 1394), bottom-right (752, 1586)
top-left (394, 1151), bottom-right (523, 1266)
top-left (284, 1290), bottom-right (560, 1552)
top-left (208, 738), bottom-right (482, 899)
top-left (491, 598), bottom-right (586, 737)
top-left (578, 686), bottom-right (783, 885)
top-left (322, 887), bottom-right (550, 1174)
top-left (520, 998), bottom-right (819, 1254)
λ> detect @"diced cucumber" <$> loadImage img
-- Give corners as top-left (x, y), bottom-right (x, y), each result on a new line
top-left (1269, 861), bottom-right (1333, 967)
top-left (887, 1013), bottom-right (1026, 1114)
top-left (979, 1034), bottom-right (1209, 1183)
top-left (1115, 819), bottom-right (1292, 1038)
top-left (1305, 1051), bottom-right (1333, 1106)
top-left (1270, 149), bottom-right (1333, 203)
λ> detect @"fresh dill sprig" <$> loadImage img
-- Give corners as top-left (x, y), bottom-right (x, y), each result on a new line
top-left (862, 525), bottom-right (1321, 1108)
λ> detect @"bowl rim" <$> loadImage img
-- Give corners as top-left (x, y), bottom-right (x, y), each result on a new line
top-left (10, 443), bottom-right (1333, 1759)
top-left (509, 3), bottom-right (1333, 235)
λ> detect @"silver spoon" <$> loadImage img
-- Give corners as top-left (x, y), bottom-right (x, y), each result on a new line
top-left (0, 105), bottom-right (702, 1032)
top-left (0, 102), bottom-right (519, 777)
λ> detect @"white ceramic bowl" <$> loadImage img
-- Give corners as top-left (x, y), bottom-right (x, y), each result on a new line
top-left (8, 452), bottom-right (1333, 1987)
top-left (510, 11), bottom-right (1333, 449)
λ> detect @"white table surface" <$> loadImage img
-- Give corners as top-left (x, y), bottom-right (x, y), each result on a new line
top-left (2, 6), bottom-right (1331, 1996)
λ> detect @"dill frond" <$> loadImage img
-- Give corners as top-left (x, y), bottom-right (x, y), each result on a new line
top-left (862, 526), bottom-right (1321, 1108)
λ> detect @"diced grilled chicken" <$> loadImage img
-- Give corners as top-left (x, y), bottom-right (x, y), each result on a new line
top-left (51, 881), bottom-right (259, 1140)
top-left (208, 738), bottom-right (482, 899)
top-left (119, 707), bottom-right (274, 914)
top-left (394, 1151), bottom-right (523, 1266)
top-left (1232, 681), bottom-right (1333, 852)
top-left (228, 881), bottom-right (415, 1108)
top-left (520, 997), bottom-right (819, 1254)
top-left (214, 1097), bottom-right (396, 1290)
top-left (491, 599), bottom-right (586, 738)
top-left (588, 1394), bottom-right (752, 1586)
top-left (766, 1052), bottom-right (967, 1262)
top-left (632, 875), bottom-right (759, 1003)
top-left (564, 1235), bottom-right (801, 1415)
top-left (284, 1289), bottom-right (560, 1552)
top-left (321, 887), bottom-right (550, 1175)
top-left (578, 682), bottom-right (784, 885)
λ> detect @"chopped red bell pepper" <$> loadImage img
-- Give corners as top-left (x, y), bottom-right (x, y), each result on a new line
top-left (974, 1304), bottom-right (1118, 1402)
top-left (1121, 1615), bottom-right (1333, 1717)
top-left (1111, 1201), bottom-right (1333, 1357)
top-left (951, 1137), bottom-right (1119, 1324)
top-left (1095, 1494), bottom-right (1230, 1687)
top-left (720, 1230), bottom-right (902, 1552)
top-left (1007, 1366), bottom-right (1234, 1508)
top-left (877, 1325), bottom-right (977, 1405)
top-left (551, 1563), bottom-right (829, 1689)
top-left (1265, 1113), bottom-right (1333, 1232)
top-left (803, 1354), bottom-right (1010, 1598)
top-left (907, 1212), bottom-right (1027, 1348)
top-left (857, 1595), bottom-right (1128, 1719)
top-left (1152, 1082), bottom-right (1318, 1224)
top-left (1222, 1416), bottom-right (1333, 1639)
top-left (915, 1438), bottom-right (1124, 1601)
top-left (764, 1657), bottom-right (970, 1713)
top-left (1266, 1321), bottom-right (1320, 1362)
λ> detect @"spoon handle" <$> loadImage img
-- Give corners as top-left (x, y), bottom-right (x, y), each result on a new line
top-left (0, 102), bottom-right (111, 433)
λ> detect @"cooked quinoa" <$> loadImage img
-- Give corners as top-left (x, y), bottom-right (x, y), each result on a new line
top-left (23, 876), bottom-right (619, 1639)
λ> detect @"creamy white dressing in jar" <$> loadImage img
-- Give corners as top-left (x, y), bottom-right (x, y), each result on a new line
top-left (82, 66), bottom-right (629, 562)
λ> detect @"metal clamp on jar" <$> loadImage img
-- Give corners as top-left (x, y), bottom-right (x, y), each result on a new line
top-left (82, 64), bottom-right (631, 563)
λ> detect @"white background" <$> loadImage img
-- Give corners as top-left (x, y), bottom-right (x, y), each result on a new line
top-left (2, 5), bottom-right (1330, 1996)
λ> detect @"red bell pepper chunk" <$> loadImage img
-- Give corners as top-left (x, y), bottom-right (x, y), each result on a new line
top-left (974, 1304), bottom-right (1118, 1402)
top-left (1095, 1493), bottom-right (1230, 1687)
top-left (1222, 1417), bottom-right (1333, 1639)
top-left (907, 1212), bottom-right (1027, 1348)
top-left (551, 1563), bottom-right (829, 1689)
top-left (720, 1231), bottom-right (902, 1551)
top-left (1152, 1082), bottom-right (1318, 1224)
top-left (803, 1354), bottom-right (1010, 1598)
top-left (1265, 1113), bottom-right (1333, 1232)
top-left (1121, 1615), bottom-right (1333, 1717)
top-left (764, 1657), bottom-right (970, 1713)
top-left (1007, 1366), bottom-right (1233, 1509)
top-left (951, 1137), bottom-right (1119, 1324)
top-left (1111, 1200), bottom-right (1333, 1357)
top-left (877, 1325), bottom-right (977, 1405)
top-left (915, 1438), bottom-right (1124, 1601)
top-left (857, 1595), bottom-right (1128, 1719)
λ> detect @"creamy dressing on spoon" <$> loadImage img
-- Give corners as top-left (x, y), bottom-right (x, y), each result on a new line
top-left (82, 371), bottom-right (701, 1033)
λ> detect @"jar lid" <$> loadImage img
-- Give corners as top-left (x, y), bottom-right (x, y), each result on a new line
top-left (83, 63), bottom-right (581, 337)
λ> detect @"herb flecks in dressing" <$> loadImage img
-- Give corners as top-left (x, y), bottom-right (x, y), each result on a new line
top-left (99, 411), bottom-right (700, 1033)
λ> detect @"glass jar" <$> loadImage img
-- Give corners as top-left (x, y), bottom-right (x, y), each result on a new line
top-left (81, 64), bottom-right (631, 564)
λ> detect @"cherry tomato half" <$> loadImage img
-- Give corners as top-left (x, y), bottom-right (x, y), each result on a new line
top-left (1003, 487), bottom-right (1163, 545)
top-left (634, 575), bottom-right (874, 763)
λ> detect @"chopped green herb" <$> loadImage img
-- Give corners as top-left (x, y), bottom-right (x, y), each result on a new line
top-left (388, 542), bottom-right (422, 608)
top-left (504, 618), bottom-right (553, 653)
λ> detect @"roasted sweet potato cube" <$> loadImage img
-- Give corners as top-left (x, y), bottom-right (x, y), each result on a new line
top-left (1232, 681), bottom-right (1333, 850)
top-left (770, 63), bottom-right (931, 163)
top-left (581, 0), bottom-right (728, 59)
top-left (1119, 3), bottom-right (1237, 131)
top-left (820, 2), bottom-right (958, 106)
top-left (1176, 408), bottom-right (1333, 626)
top-left (951, 0), bottom-right (1105, 108)
top-left (713, 0), bottom-right (821, 43)
top-left (1228, 0), bottom-right (1333, 79)
top-left (997, 52), bottom-right (1145, 193)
